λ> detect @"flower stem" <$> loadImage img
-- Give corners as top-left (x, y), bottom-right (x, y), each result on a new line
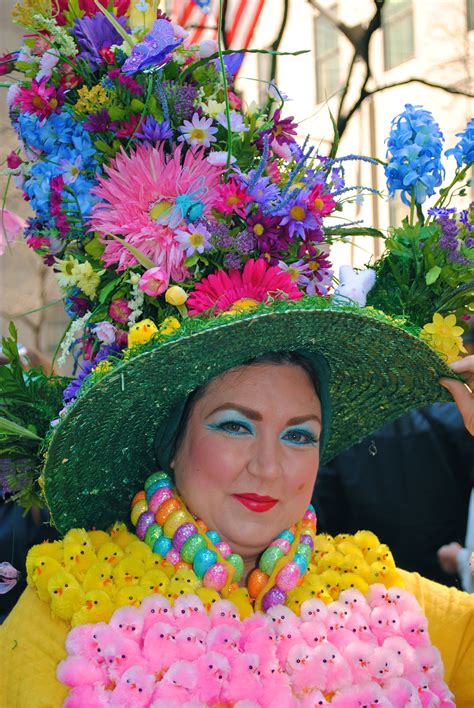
top-left (217, 0), bottom-right (233, 170)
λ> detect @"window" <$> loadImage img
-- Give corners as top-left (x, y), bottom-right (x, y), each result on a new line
top-left (383, 0), bottom-right (414, 70)
top-left (314, 6), bottom-right (340, 104)
top-left (468, 0), bottom-right (474, 31)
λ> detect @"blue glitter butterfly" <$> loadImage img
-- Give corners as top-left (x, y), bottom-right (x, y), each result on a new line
top-left (156, 176), bottom-right (209, 228)
top-left (122, 19), bottom-right (183, 75)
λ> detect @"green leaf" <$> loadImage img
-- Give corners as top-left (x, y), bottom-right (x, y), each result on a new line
top-left (130, 99), bottom-right (145, 112)
top-left (184, 254), bottom-right (199, 268)
top-left (0, 417), bottom-right (42, 441)
top-left (63, 0), bottom-right (85, 22)
top-left (326, 227), bottom-right (385, 238)
top-left (108, 106), bottom-right (126, 121)
top-left (84, 236), bottom-right (105, 259)
top-left (93, 139), bottom-right (115, 156)
top-left (106, 234), bottom-right (155, 269)
top-left (98, 276), bottom-right (123, 304)
top-left (426, 265), bottom-right (442, 285)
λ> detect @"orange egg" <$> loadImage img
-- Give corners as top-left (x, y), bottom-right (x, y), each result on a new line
top-left (131, 490), bottom-right (146, 508)
top-left (130, 499), bottom-right (148, 526)
top-left (155, 498), bottom-right (181, 525)
top-left (247, 568), bottom-right (269, 599)
top-left (175, 561), bottom-right (192, 571)
top-left (195, 518), bottom-right (208, 533)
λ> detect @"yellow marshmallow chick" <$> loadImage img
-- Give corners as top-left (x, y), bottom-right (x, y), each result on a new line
top-left (63, 543), bottom-right (97, 582)
top-left (317, 551), bottom-right (345, 574)
top-left (320, 570), bottom-right (342, 600)
top-left (353, 530), bottom-right (380, 555)
top-left (340, 554), bottom-right (371, 582)
top-left (302, 575), bottom-right (332, 604)
top-left (115, 586), bottom-right (148, 608)
top-left (368, 561), bottom-right (399, 587)
top-left (113, 557), bottom-right (145, 588)
top-left (83, 562), bottom-right (116, 597)
top-left (196, 587), bottom-right (220, 612)
top-left (140, 569), bottom-right (170, 595)
top-left (71, 590), bottom-right (114, 626)
top-left (286, 586), bottom-right (313, 615)
top-left (365, 544), bottom-right (396, 567)
top-left (125, 540), bottom-right (152, 564)
top-left (48, 570), bottom-right (84, 621)
top-left (110, 522), bottom-right (138, 550)
top-left (29, 556), bottom-right (63, 602)
top-left (97, 542), bottom-right (124, 566)
top-left (26, 541), bottom-right (63, 582)
top-left (336, 541), bottom-right (364, 558)
top-left (338, 572), bottom-right (369, 595)
top-left (88, 530), bottom-right (111, 551)
top-left (127, 319), bottom-right (158, 347)
top-left (63, 528), bottom-right (94, 551)
top-left (312, 536), bottom-right (335, 561)
top-left (145, 554), bottom-right (175, 576)
top-left (226, 587), bottom-right (254, 620)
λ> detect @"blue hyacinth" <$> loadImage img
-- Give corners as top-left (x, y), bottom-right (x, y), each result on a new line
top-left (445, 117), bottom-right (474, 167)
top-left (385, 104), bottom-right (445, 205)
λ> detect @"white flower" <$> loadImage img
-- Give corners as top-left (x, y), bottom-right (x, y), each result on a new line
top-left (216, 110), bottom-right (248, 133)
top-left (36, 48), bottom-right (60, 82)
top-left (202, 99), bottom-right (226, 118)
top-left (178, 112), bottom-right (217, 148)
top-left (175, 223), bottom-right (212, 256)
top-left (206, 151), bottom-right (237, 166)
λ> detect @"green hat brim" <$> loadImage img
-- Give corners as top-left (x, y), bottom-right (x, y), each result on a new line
top-left (43, 301), bottom-right (453, 533)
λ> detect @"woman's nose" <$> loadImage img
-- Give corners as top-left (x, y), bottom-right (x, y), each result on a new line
top-left (247, 435), bottom-right (282, 480)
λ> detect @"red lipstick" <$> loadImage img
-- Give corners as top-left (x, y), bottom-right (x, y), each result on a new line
top-left (232, 493), bottom-right (278, 512)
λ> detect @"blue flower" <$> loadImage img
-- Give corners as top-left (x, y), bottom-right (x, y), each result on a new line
top-left (445, 118), bottom-right (474, 168)
top-left (121, 19), bottom-right (183, 75)
top-left (385, 104), bottom-right (444, 205)
top-left (135, 115), bottom-right (173, 143)
top-left (73, 12), bottom-right (128, 69)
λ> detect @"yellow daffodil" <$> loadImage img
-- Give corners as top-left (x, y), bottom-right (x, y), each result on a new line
top-left (71, 261), bottom-right (103, 299)
top-left (421, 313), bottom-right (466, 362)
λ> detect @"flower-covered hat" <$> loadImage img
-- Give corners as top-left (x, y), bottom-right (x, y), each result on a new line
top-left (1, 1), bottom-right (472, 531)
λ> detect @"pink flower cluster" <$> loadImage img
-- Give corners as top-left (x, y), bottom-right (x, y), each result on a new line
top-left (59, 585), bottom-right (454, 707)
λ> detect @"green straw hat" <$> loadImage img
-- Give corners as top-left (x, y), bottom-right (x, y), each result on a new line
top-left (43, 298), bottom-right (453, 534)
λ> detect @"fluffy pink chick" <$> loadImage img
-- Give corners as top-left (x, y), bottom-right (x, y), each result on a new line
top-left (338, 588), bottom-right (370, 620)
top-left (102, 635), bottom-right (143, 682)
top-left (326, 625), bottom-right (354, 651)
top-left (370, 605), bottom-right (401, 642)
top-left (260, 666), bottom-right (296, 707)
top-left (152, 660), bottom-right (198, 704)
top-left (387, 586), bottom-right (421, 613)
top-left (368, 646), bottom-right (403, 682)
top-left (312, 642), bottom-right (352, 692)
top-left (109, 665), bottom-right (156, 707)
top-left (382, 635), bottom-right (418, 674)
top-left (415, 644), bottom-right (443, 678)
top-left (222, 651), bottom-right (262, 704)
top-left (209, 599), bottom-right (241, 627)
top-left (174, 626), bottom-right (206, 661)
top-left (275, 621), bottom-right (304, 665)
top-left (110, 605), bottom-right (144, 644)
top-left (300, 619), bottom-right (327, 647)
top-left (242, 611), bottom-right (270, 634)
top-left (141, 594), bottom-right (173, 636)
top-left (57, 654), bottom-right (107, 687)
top-left (300, 597), bottom-right (329, 623)
top-left (341, 639), bottom-right (374, 683)
top-left (367, 583), bottom-right (392, 608)
top-left (332, 681), bottom-right (391, 707)
top-left (173, 594), bottom-right (211, 631)
top-left (206, 623), bottom-right (241, 659)
top-left (240, 625), bottom-right (278, 673)
top-left (143, 621), bottom-right (178, 675)
top-left (345, 611), bottom-right (377, 646)
top-left (429, 677), bottom-right (455, 706)
top-left (195, 651), bottom-right (230, 704)
top-left (326, 600), bottom-right (351, 627)
top-left (400, 610), bottom-right (430, 648)
top-left (287, 644), bottom-right (325, 696)
top-left (63, 684), bottom-right (110, 708)
top-left (65, 622), bottom-right (106, 658)
top-left (266, 605), bottom-right (299, 630)
top-left (383, 677), bottom-right (423, 708)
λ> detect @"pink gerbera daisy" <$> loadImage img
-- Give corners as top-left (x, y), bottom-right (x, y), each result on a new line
top-left (187, 258), bottom-right (303, 317)
top-left (214, 178), bottom-right (252, 217)
top-left (14, 78), bottom-right (63, 118)
top-left (88, 144), bottom-right (222, 280)
top-left (309, 184), bottom-right (337, 216)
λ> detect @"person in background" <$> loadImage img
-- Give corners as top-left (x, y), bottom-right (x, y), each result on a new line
top-left (437, 490), bottom-right (474, 592)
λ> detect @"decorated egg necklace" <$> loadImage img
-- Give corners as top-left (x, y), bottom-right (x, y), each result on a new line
top-left (130, 471), bottom-right (317, 611)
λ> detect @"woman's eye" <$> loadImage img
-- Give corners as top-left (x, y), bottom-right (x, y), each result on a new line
top-left (217, 420), bottom-right (251, 435)
top-left (282, 429), bottom-right (318, 446)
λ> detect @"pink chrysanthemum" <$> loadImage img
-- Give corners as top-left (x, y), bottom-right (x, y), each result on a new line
top-left (88, 144), bottom-right (223, 279)
top-left (187, 258), bottom-right (303, 317)
top-left (309, 184), bottom-right (337, 216)
top-left (14, 78), bottom-right (64, 118)
top-left (214, 179), bottom-right (252, 217)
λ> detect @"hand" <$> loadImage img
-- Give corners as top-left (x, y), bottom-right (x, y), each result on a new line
top-left (440, 355), bottom-right (474, 435)
top-left (437, 542), bottom-right (462, 574)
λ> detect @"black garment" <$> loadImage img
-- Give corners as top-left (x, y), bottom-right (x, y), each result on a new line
top-left (312, 403), bottom-right (474, 587)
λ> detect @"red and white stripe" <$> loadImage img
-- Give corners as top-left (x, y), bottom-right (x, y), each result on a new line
top-left (171, 0), bottom-right (265, 49)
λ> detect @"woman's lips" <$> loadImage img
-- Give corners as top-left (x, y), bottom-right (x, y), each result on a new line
top-left (232, 493), bottom-right (278, 512)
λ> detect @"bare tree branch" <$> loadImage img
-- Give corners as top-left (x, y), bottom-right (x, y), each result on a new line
top-left (367, 77), bottom-right (474, 99)
top-left (269, 0), bottom-right (290, 80)
top-left (307, 0), bottom-right (366, 47)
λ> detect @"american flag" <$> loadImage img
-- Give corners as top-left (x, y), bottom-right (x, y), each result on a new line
top-left (171, 0), bottom-right (265, 49)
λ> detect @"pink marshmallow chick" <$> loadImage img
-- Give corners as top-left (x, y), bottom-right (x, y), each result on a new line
top-left (259, 666), bottom-right (295, 707)
top-left (382, 635), bottom-right (418, 674)
top-left (326, 625), bottom-right (355, 651)
top-left (382, 677), bottom-right (424, 708)
top-left (109, 664), bottom-right (156, 707)
top-left (152, 660), bottom-right (198, 703)
top-left (331, 681), bottom-right (391, 707)
top-left (240, 625), bottom-right (278, 673)
top-left (222, 651), bottom-right (262, 704)
top-left (370, 605), bottom-right (401, 642)
top-left (141, 594), bottom-right (173, 633)
top-left (345, 611), bottom-right (377, 646)
top-left (311, 642), bottom-right (352, 693)
top-left (65, 622), bottom-right (108, 659)
top-left (415, 644), bottom-right (444, 678)
top-left (368, 646), bottom-right (404, 682)
top-left (241, 610), bottom-right (270, 635)
top-left (326, 600), bottom-right (351, 627)
top-left (275, 620), bottom-right (304, 665)
top-left (101, 635), bottom-right (143, 682)
top-left (63, 684), bottom-right (110, 708)
top-left (57, 654), bottom-right (107, 687)
top-left (367, 583), bottom-right (392, 608)
top-left (174, 626), bottom-right (207, 661)
top-left (387, 586), bottom-right (421, 613)
top-left (209, 599), bottom-right (241, 627)
top-left (300, 597), bottom-right (329, 623)
top-left (300, 689), bottom-right (330, 707)
top-left (266, 604), bottom-right (299, 630)
top-left (399, 610), bottom-right (430, 648)
top-left (429, 677), bottom-right (455, 706)
top-left (109, 605), bottom-right (144, 644)
top-left (300, 619), bottom-right (327, 647)
top-left (340, 639), bottom-right (375, 683)
top-left (287, 644), bottom-right (326, 696)
top-left (206, 623), bottom-right (241, 659)
top-left (195, 651), bottom-right (230, 704)
top-left (142, 621), bottom-right (178, 676)
top-left (338, 588), bottom-right (370, 620)
top-left (173, 594), bottom-right (211, 631)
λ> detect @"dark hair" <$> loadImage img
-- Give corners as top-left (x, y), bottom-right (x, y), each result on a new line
top-left (171, 351), bottom-right (321, 460)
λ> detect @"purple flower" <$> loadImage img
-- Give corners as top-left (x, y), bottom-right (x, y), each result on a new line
top-left (73, 12), bottom-right (127, 69)
top-left (122, 19), bottom-right (183, 75)
top-left (135, 116), bottom-right (173, 143)
top-left (84, 108), bottom-right (111, 133)
top-left (277, 190), bottom-right (319, 239)
top-left (259, 109), bottom-right (298, 147)
top-left (235, 231), bottom-right (256, 254)
top-left (331, 167), bottom-right (345, 190)
top-left (241, 172), bottom-right (280, 206)
top-left (223, 252), bottom-right (242, 269)
top-left (163, 82), bottom-right (198, 124)
top-left (210, 221), bottom-right (233, 248)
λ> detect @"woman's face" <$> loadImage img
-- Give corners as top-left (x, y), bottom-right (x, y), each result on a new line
top-left (172, 363), bottom-right (321, 562)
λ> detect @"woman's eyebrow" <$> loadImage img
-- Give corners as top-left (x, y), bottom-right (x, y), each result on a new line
top-left (207, 404), bottom-right (321, 426)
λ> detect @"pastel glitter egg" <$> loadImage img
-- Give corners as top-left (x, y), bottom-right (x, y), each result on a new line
top-left (145, 471), bottom-right (171, 490)
top-left (300, 534), bottom-right (314, 551)
top-left (131, 490), bottom-right (146, 507)
top-left (277, 530), bottom-right (295, 544)
top-left (195, 518), bottom-right (208, 533)
top-left (173, 523), bottom-right (197, 552)
top-left (203, 562), bottom-right (228, 590)
top-left (227, 553), bottom-right (244, 583)
top-left (295, 543), bottom-right (312, 561)
top-left (163, 509), bottom-right (187, 537)
top-left (259, 546), bottom-right (284, 575)
top-left (135, 511), bottom-right (155, 540)
top-left (155, 498), bottom-right (181, 525)
top-left (130, 499), bottom-right (148, 526)
top-left (261, 586), bottom-right (286, 611)
top-left (181, 534), bottom-right (207, 563)
top-left (166, 548), bottom-right (181, 566)
top-left (247, 568), bottom-right (269, 599)
top-left (193, 548), bottom-right (218, 578)
top-left (146, 478), bottom-right (173, 499)
top-left (293, 553), bottom-right (308, 575)
top-left (275, 561), bottom-right (300, 592)
top-left (206, 530), bottom-right (220, 545)
top-left (148, 487), bottom-right (173, 514)
top-left (144, 523), bottom-right (162, 548)
top-left (153, 535), bottom-right (172, 557)
top-left (270, 538), bottom-right (291, 554)
top-left (215, 541), bottom-right (232, 558)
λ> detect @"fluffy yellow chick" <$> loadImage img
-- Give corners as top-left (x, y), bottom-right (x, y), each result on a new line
top-left (71, 590), bottom-right (114, 626)
top-left (353, 530), bottom-right (380, 555)
top-left (127, 319), bottom-right (158, 347)
top-left (97, 542), bottom-right (124, 566)
top-left (317, 551), bottom-right (345, 574)
top-left (48, 570), bottom-right (84, 621)
top-left (336, 541), bottom-right (364, 558)
top-left (334, 533), bottom-right (350, 544)
top-left (26, 541), bottom-right (64, 582)
top-left (144, 555), bottom-right (175, 578)
top-left (286, 586), bottom-right (313, 615)
top-left (340, 554), bottom-right (371, 581)
top-left (365, 544), bottom-right (395, 567)
top-left (320, 569), bottom-right (342, 600)
top-left (226, 587), bottom-right (254, 620)
top-left (140, 569), bottom-right (170, 595)
top-left (113, 556), bottom-right (145, 588)
top-left (125, 540), bottom-right (152, 564)
top-left (196, 587), bottom-right (220, 611)
top-left (338, 572), bottom-right (369, 594)
top-left (116, 585), bottom-right (148, 608)
top-left (63, 528), bottom-right (94, 551)
top-left (302, 575), bottom-right (333, 604)
top-left (63, 543), bottom-right (97, 582)
top-left (29, 556), bottom-right (63, 601)
top-left (368, 561), bottom-right (399, 587)
top-left (88, 530), bottom-right (112, 551)
top-left (312, 536), bottom-right (335, 561)
top-left (83, 562), bottom-right (116, 597)
top-left (110, 522), bottom-right (138, 550)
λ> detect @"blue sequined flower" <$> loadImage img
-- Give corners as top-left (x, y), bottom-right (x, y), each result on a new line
top-left (445, 118), bottom-right (474, 168)
top-left (385, 104), bottom-right (445, 205)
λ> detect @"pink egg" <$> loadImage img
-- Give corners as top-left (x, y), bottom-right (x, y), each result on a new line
top-left (304, 509), bottom-right (317, 522)
top-left (166, 548), bottom-right (181, 566)
top-left (148, 487), bottom-right (173, 514)
top-left (275, 561), bottom-right (300, 592)
top-left (215, 541), bottom-right (232, 558)
top-left (270, 538), bottom-right (291, 554)
top-left (203, 562), bottom-right (228, 591)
